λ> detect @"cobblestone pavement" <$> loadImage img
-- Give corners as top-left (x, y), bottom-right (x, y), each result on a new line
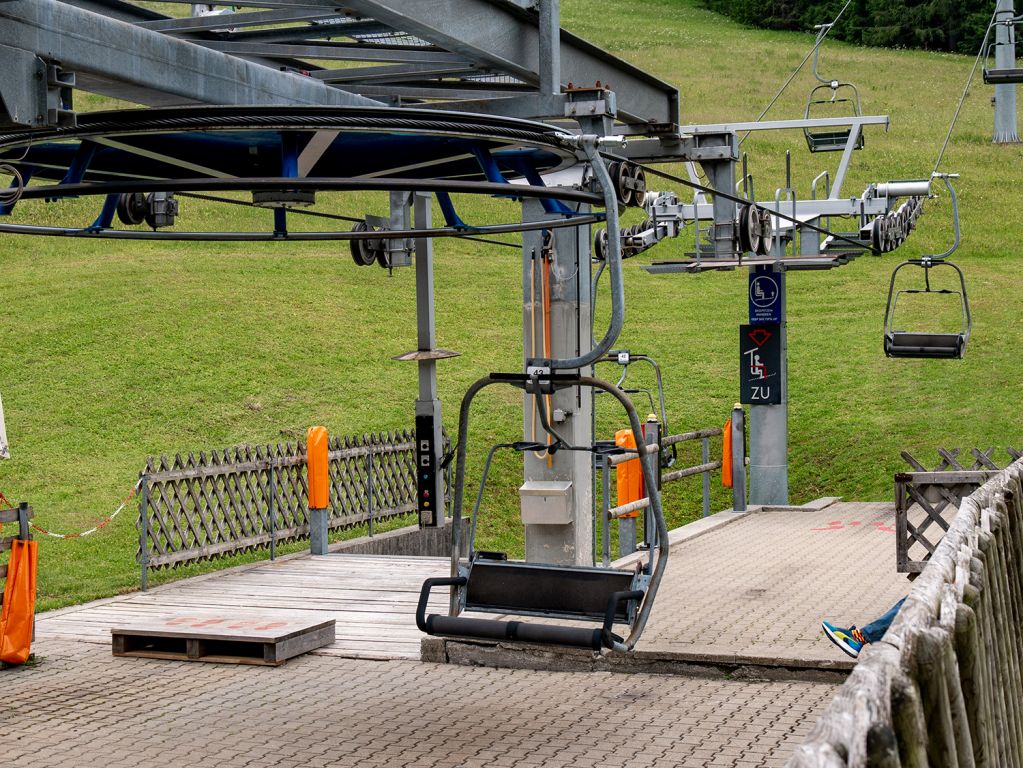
top-left (639, 502), bottom-right (910, 666)
top-left (1, 640), bottom-right (836, 768)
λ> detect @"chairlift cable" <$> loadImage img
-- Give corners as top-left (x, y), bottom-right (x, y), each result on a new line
top-left (738, 0), bottom-right (853, 147)
top-left (932, 6), bottom-right (999, 176)
top-left (178, 191), bottom-right (521, 249)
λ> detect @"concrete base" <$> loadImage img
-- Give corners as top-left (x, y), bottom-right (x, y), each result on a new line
top-left (328, 522), bottom-right (466, 558)
top-left (421, 636), bottom-right (850, 682)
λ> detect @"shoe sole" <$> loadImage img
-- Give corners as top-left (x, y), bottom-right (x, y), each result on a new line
top-left (822, 623), bottom-right (861, 659)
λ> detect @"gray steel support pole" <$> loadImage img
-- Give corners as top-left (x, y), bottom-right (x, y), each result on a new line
top-left (538, 0), bottom-right (560, 97)
top-left (701, 436), bottom-right (711, 517)
top-left (748, 267), bottom-right (788, 506)
top-left (994, 0), bottom-right (1020, 144)
top-left (309, 507), bottom-right (328, 555)
top-left (269, 464), bottom-right (276, 561)
top-left (601, 454), bottom-right (611, 566)
top-left (641, 415), bottom-right (659, 550)
top-left (521, 197), bottom-right (593, 566)
top-left (139, 477), bottom-right (149, 591)
top-left (618, 503), bottom-right (636, 559)
top-left (697, 134), bottom-right (739, 257)
top-left (730, 404), bottom-right (746, 512)
top-left (415, 191), bottom-right (445, 527)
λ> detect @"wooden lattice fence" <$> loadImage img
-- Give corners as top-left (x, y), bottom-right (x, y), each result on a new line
top-left (896, 447), bottom-right (1021, 573)
top-left (791, 457), bottom-right (1023, 766)
top-left (137, 430), bottom-right (445, 574)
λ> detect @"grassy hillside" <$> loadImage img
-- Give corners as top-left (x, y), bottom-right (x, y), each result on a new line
top-left (0, 0), bottom-right (1020, 610)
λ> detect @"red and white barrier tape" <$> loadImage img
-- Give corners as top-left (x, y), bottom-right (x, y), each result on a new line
top-left (1, 478), bottom-right (142, 539)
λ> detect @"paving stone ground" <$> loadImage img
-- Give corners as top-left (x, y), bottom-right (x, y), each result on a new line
top-left (1, 640), bottom-right (836, 768)
top-left (3, 499), bottom-right (914, 766)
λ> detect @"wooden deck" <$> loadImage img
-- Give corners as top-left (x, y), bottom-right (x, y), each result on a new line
top-left (37, 554), bottom-right (450, 661)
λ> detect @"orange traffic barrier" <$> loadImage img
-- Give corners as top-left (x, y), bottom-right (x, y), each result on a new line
top-left (0, 539), bottom-right (38, 666)
top-left (307, 426), bottom-right (329, 510)
top-left (722, 417), bottom-right (733, 488)
top-left (615, 428), bottom-right (643, 516)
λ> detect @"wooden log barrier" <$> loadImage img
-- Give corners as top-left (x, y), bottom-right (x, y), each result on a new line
top-left (786, 460), bottom-right (1023, 767)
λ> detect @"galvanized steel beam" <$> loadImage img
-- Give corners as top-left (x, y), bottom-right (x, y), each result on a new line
top-left (0, 0), bottom-right (383, 110)
top-left (338, 0), bottom-right (678, 127)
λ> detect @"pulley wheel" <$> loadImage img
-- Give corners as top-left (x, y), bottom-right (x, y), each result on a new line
top-left (870, 216), bottom-right (884, 253)
top-left (630, 166), bottom-right (647, 207)
top-left (349, 221), bottom-right (376, 266)
top-left (593, 228), bottom-right (608, 261)
top-left (116, 192), bottom-right (147, 225)
top-left (756, 207), bottom-right (772, 256)
top-left (613, 162), bottom-right (633, 207)
top-left (737, 203), bottom-right (760, 254)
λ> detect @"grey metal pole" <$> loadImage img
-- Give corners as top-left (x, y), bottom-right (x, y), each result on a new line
top-left (701, 436), bottom-right (711, 517)
top-left (367, 451), bottom-right (375, 537)
top-left (269, 463), bottom-right (276, 561)
top-left (731, 404), bottom-right (747, 513)
top-left (748, 265), bottom-right (788, 505)
top-left (413, 191), bottom-right (445, 527)
top-left (521, 197), bottom-right (594, 566)
top-left (601, 454), bottom-right (611, 566)
top-left (994, 0), bottom-right (1020, 144)
top-left (642, 414), bottom-right (660, 550)
top-left (139, 476), bottom-right (149, 592)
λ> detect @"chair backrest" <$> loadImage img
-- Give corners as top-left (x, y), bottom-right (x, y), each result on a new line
top-left (464, 560), bottom-right (637, 622)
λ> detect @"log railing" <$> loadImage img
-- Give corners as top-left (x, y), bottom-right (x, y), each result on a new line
top-left (790, 457), bottom-right (1023, 767)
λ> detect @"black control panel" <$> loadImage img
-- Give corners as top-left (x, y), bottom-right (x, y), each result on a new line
top-left (415, 414), bottom-right (437, 526)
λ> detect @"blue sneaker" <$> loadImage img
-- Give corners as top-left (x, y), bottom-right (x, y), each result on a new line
top-left (821, 620), bottom-right (866, 658)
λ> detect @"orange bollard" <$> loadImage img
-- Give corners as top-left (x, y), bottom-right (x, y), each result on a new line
top-left (615, 428), bottom-right (643, 515)
top-left (722, 417), bottom-right (733, 488)
top-left (306, 426), bottom-right (329, 510)
top-left (0, 538), bottom-right (38, 666)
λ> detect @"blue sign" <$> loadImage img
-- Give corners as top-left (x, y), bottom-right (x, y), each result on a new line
top-left (748, 266), bottom-right (782, 324)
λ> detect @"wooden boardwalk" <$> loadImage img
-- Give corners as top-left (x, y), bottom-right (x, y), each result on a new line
top-left (36, 554), bottom-right (450, 660)
top-left (36, 499), bottom-right (909, 670)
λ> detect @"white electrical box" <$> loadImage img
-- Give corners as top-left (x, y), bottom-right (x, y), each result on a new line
top-left (518, 480), bottom-right (573, 525)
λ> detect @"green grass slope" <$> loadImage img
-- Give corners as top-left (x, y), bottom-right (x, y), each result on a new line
top-left (0, 0), bottom-right (1020, 609)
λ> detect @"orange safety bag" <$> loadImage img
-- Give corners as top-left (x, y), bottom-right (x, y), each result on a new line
top-left (0, 538), bottom-right (38, 665)
top-left (614, 429), bottom-right (643, 515)
top-left (722, 417), bottom-right (733, 489)
top-left (306, 426), bottom-right (329, 510)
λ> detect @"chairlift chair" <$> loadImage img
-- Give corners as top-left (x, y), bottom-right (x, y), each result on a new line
top-left (883, 259), bottom-right (971, 359)
top-left (803, 25), bottom-right (866, 153)
top-left (983, 18), bottom-right (1023, 85)
top-left (883, 174), bottom-right (971, 360)
top-left (417, 372), bottom-right (669, 653)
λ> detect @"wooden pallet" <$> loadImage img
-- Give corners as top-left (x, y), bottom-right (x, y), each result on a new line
top-left (111, 614), bottom-right (335, 666)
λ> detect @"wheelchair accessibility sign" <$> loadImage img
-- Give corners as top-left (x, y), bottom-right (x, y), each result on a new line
top-left (748, 266), bottom-right (782, 324)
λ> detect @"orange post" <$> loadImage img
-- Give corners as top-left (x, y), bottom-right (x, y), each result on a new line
top-left (307, 426), bottom-right (329, 510)
top-left (722, 417), bottom-right (733, 488)
top-left (615, 428), bottom-right (643, 516)
top-left (0, 539), bottom-right (38, 666)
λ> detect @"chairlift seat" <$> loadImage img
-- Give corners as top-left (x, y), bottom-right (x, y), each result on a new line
top-left (804, 128), bottom-right (865, 154)
top-left (884, 331), bottom-right (965, 359)
top-left (417, 560), bottom-right (643, 651)
top-left (983, 67), bottom-right (1023, 85)
top-left (464, 559), bottom-right (638, 621)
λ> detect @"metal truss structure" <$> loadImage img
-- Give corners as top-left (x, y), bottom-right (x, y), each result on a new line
top-left (0, 0), bottom-right (941, 605)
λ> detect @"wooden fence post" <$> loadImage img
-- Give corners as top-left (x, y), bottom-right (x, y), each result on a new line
top-left (890, 671), bottom-right (930, 768)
